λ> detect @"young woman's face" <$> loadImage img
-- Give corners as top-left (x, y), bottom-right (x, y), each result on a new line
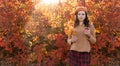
top-left (77, 11), bottom-right (86, 22)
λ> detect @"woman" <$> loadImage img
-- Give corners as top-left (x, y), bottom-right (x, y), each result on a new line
top-left (67, 6), bottom-right (96, 66)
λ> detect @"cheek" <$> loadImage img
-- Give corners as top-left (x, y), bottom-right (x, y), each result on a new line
top-left (82, 15), bottom-right (86, 19)
top-left (83, 15), bottom-right (86, 17)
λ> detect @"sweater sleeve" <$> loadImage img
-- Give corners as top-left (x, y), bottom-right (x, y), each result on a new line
top-left (88, 23), bottom-right (96, 44)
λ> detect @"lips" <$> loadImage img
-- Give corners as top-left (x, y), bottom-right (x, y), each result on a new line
top-left (79, 18), bottom-right (83, 20)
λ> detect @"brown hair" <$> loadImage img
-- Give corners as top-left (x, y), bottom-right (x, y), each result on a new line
top-left (74, 6), bottom-right (89, 27)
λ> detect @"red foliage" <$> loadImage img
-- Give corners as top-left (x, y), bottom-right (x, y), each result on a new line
top-left (0, 0), bottom-right (120, 66)
top-left (54, 34), bottom-right (67, 48)
top-left (0, 0), bottom-right (34, 65)
top-left (86, 0), bottom-right (120, 65)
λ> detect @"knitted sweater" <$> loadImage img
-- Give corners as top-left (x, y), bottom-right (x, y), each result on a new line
top-left (68, 23), bottom-right (96, 52)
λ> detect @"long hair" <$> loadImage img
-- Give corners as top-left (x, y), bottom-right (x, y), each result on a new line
top-left (74, 11), bottom-right (89, 28)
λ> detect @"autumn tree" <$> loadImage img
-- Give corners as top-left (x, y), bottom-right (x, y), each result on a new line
top-left (86, 0), bottom-right (120, 65)
top-left (0, 0), bottom-right (120, 66)
top-left (0, 0), bottom-right (34, 65)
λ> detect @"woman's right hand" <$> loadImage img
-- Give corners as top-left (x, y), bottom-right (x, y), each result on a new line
top-left (67, 36), bottom-right (78, 44)
top-left (67, 39), bottom-right (72, 44)
top-left (71, 36), bottom-right (78, 43)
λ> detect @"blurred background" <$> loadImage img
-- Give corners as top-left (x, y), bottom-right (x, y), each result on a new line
top-left (0, 0), bottom-right (120, 66)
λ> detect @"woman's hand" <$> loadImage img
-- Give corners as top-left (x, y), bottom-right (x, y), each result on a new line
top-left (67, 39), bottom-right (72, 44)
top-left (67, 36), bottom-right (78, 45)
top-left (84, 27), bottom-right (92, 37)
top-left (71, 36), bottom-right (78, 42)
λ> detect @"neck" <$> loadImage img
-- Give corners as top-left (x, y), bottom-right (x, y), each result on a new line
top-left (79, 22), bottom-right (83, 26)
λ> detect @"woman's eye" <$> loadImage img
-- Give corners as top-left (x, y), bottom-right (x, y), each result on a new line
top-left (82, 14), bottom-right (85, 15)
top-left (78, 13), bottom-right (85, 15)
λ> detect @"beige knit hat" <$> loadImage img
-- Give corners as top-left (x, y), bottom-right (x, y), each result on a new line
top-left (75, 6), bottom-right (87, 14)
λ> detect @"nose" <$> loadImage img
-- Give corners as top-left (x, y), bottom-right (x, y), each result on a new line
top-left (79, 15), bottom-right (83, 18)
top-left (79, 14), bottom-right (83, 17)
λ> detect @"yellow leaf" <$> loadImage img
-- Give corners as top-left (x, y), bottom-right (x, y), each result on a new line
top-left (95, 29), bottom-right (100, 33)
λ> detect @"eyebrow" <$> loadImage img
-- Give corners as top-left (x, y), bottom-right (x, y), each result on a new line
top-left (78, 12), bottom-right (85, 13)
top-left (78, 13), bottom-right (85, 14)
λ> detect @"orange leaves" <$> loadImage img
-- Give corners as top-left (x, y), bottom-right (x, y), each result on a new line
top-left (64, 26), bottom-right (76, 37)
top-left (0, 41), bottom-right (6, 47)
top-left (33, 44), bottom-right (48, 62)
top-left (64, 20), bottom-right (75, 37)
top-left (48, 47), bottom-right (68, 65)
top-left (0, 0), bottom-right (120, 65)
top-left (54, 34), bottom-right (66, 48)
top-left (89, 0), bottom-right (120, 65)
top-left (117, 37), bottom-right (120, 41)
top-left (110, 39), bottom-right (120, 51)
top-left (50, 49), bottom-right (62, 60)
top-left (0, 40), bottom-right (12, 52)
top-left (0, 0), bottom-right (34, 65)
top-left (95, 29), bottom-right (100, 34)
top-left (37, 53), bottom-right (43, 62)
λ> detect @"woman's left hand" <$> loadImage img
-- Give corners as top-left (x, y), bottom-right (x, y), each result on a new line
top-left (84, 27), bottom-right (91, 37)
